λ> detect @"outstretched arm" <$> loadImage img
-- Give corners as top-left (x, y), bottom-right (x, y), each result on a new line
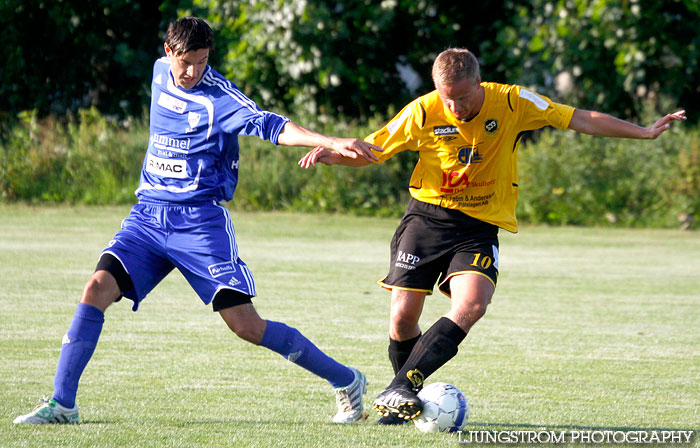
top-left (277, 121), bottom-right (382, 162)
top-left (298, 147), bottom-right (373, 169)
top-left (568, 109), bottom-right (686, 139)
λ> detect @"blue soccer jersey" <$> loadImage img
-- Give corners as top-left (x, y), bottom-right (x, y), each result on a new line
top-left (135, 57), bottom-right (290, 204)
top-left (103, 55), bottom-right (291, 309)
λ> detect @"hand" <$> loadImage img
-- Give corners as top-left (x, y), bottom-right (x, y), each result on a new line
top-left (328, 137), bottom-right (382, 162)
top-left (646, 110), bottom-right (686, 139)
top-left (298, 147), bottom-right (338, 168)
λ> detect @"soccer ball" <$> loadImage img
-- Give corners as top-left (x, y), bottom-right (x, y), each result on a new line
top-left (413, 382), bottom-right (469, 433)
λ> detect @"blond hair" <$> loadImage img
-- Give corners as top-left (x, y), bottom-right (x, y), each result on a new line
top-left (431, 48), bottom-right (480, 86)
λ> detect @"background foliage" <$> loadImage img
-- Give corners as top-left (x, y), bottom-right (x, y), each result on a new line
top-left (487, 0), bottom-right (700, 120)
top-left (181, 0), bottom-right (508, 119)
top-left (1, 0), bottom-right (698, 228)
top-left (2, 0), bottom-right (698, 121)
top-left (0, 0), bottom-right (162, 118)
top-left (1, 111), bottom-right (697, 229)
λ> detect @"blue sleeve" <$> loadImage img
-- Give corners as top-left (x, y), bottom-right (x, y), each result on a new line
top-left (240, 110), bottom-right (290, 145)
top-left (209, 72), bottom-right (290, 144)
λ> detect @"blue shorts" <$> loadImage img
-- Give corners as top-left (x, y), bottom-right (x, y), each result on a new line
top-left (103, 201), bottom-right (256, 311)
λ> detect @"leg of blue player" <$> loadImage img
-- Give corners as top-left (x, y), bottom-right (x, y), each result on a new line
top-left (219, 303), bottom-right (367, 423)
top-left (52, 271), bottom-right (121, 408)
top-left (15, 270), bottom-right (123, 424)
top-left (218, 303), bottom-right (354, 388)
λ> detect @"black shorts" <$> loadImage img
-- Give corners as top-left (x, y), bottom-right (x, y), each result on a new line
top-left (379, 199), bottom-right (499, 297)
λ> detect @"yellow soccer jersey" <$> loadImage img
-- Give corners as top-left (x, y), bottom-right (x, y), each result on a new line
top-left (365, 82), bottom-right (575, 233)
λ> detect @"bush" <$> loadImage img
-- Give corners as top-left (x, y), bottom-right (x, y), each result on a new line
top-left (233, 117), bottom-right (417, 217)
top-left (1, 109), bottom-right (697, 229)
top-left (517, 126), bottom-right (700, 229)
top-left (0, 109), bottom-right (146, 204)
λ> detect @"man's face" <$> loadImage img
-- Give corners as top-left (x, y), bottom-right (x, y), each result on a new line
top-left (164, 43), bottom-right (209, 89)
top-left (435, 77), bottom-right (484, 121)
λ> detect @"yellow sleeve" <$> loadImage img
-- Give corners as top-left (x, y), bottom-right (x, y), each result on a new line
top-left (364, 100), bottom-right (422, 163)
top-left (513, 86), bottom-right (575, 131)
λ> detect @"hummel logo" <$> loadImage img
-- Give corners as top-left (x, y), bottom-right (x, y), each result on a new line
top-left (287, 350), bottom-right (303, 363)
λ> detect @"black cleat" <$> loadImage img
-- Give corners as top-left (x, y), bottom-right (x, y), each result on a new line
top-left (373, 386), bottom-right (423, 421)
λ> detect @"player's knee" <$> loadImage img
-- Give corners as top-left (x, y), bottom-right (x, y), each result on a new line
top-left (231, 318), bottom-right (265, 344)
top-left (468, 301), bottom-right (488, 320)
top-left (390, 312), bottom-right (421, 339)
top-left (454, 299), bottom-right (488, 326)
top-left (80, 274), bottom-right (119, 312)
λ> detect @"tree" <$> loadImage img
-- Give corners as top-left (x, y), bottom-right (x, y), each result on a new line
top-left (182, 0), bottom-right (509, 119)
top-left (485, 0), bottom-right (700, 119)
top-left (0, 0), bottom-right (162, 118)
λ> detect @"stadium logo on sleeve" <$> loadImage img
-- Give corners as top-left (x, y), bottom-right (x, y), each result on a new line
top-left (484, 119), bottom-right (498, 133)
top-left (433, 125), bottom-right (459, 136)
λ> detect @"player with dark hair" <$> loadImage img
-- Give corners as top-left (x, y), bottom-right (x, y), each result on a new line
top-left (299, 47), bottom-right (685, 424)
top-left (14, 16), bottom-right (379, 425)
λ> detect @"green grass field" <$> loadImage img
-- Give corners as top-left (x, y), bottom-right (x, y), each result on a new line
top-left (0, 205), bottom-right (698, 447)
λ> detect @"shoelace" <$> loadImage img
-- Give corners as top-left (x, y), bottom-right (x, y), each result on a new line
top-left (335, 386), bottom-right (355, 412)
top-left (33, 396), bottom-right (51, 411)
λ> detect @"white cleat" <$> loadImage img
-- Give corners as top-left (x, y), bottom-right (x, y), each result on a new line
top-left (332, 367), bottom-right (368, 423)
top-left (13, 398), bottom-right (79, 424)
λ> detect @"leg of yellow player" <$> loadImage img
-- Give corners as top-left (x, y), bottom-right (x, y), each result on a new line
top-left (389, 288), bottom-right (427, 341)
top-left (444, 273), bottom-right (495, 334)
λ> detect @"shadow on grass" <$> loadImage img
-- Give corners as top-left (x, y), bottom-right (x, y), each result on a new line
top-left (78, 419), bottom-right (351, 427)
top-left (469, 421), bottom-right (698, 432)
top-left (76, 418), bottom-right (697, 435)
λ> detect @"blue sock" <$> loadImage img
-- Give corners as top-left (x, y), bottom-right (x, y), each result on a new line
top-left (260, 320), bottom-right (354, 388)
top-left (52, 303), bottom-right (104, 408)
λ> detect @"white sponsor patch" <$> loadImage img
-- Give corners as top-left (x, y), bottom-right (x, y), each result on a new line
top-left (146, 153), bottom-right (187, 179)
top-left (387, 107), bottom-right (412, 135)
top-left (397, 250), bottom-right (421, 265)
top-left (158, 91), bottom-right (187, 114)
top-left (434, 125), bottom-right (459, 136)
top-left (208, 261), bottom-right (236, 278)
top-left (519, 89), bottom-right (550, 110)
top-left (154, 73), bottom-right (163, 85)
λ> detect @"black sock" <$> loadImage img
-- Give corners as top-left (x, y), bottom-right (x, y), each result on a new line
top-left (388, 333), bottom-right (421, 374)
top-left (389, 317), bottom-right (467, 390)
